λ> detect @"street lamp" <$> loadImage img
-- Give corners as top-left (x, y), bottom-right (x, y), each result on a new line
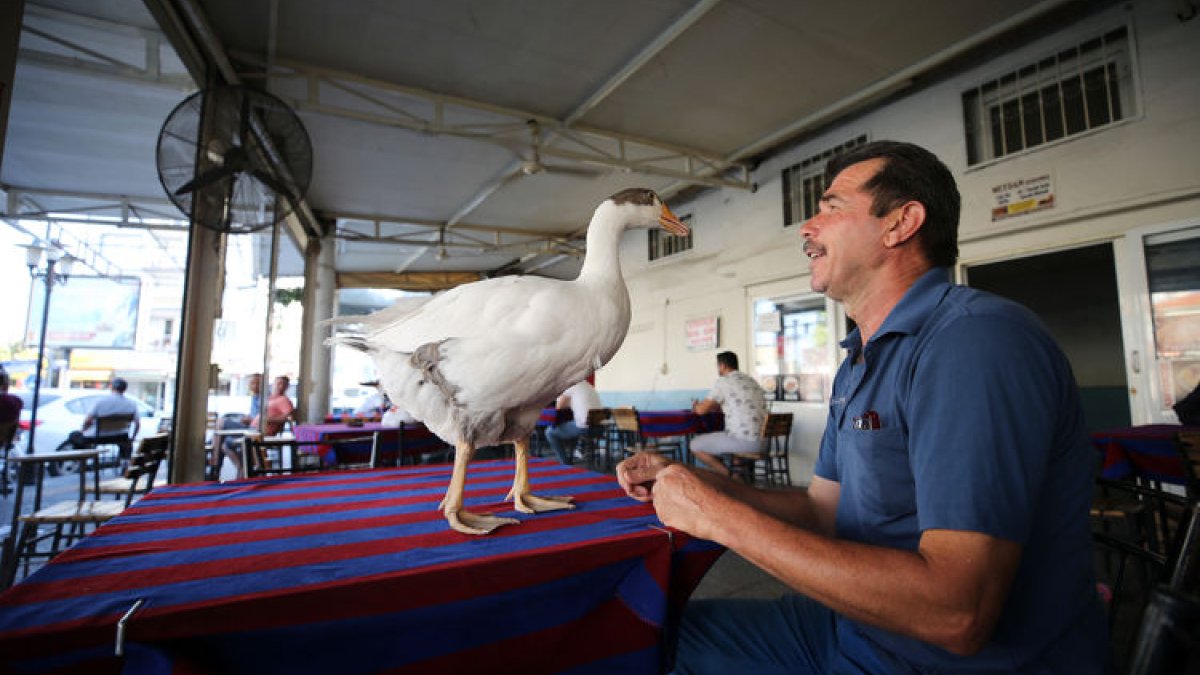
top-left (22, 243), bottom-right (74, 456)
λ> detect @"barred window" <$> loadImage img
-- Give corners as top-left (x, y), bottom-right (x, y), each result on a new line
top-left (782, 135), bottom-right (868, 227)
top-left (963, 26), bottom-right (1134, 166)
top-left (648, 214), bottom-right (693, 261)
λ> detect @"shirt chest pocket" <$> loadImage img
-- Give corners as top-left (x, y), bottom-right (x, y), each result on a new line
top-left (837, 426), bottom-right (916, 526)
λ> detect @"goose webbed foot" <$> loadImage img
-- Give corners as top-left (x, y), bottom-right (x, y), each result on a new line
top-left (507, 490), bottom-right (576, 514)
top-left (446, 508), bottom-right (520, 535)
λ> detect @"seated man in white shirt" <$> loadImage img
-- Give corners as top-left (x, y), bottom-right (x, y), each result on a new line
top-left (690, 351), bottom-right (767, 476)
top-left (75, 377), bottom-right (141, 463)
top-left (545, 380), bottom-right (602, 465)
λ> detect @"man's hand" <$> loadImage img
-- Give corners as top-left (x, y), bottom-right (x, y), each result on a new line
top-left (616, 451), bottom-right (674, 502)
top-left (651, 464), bottom-right (723, 541)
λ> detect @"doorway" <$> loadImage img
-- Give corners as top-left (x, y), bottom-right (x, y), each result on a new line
top-left (965, 244), bottom-right (1129, 431)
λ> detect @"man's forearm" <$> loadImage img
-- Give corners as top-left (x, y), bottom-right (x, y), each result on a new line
top-left (706, 475), bottom-right (830, 533)
top-left (705, 493), bottom-right (1017, 655)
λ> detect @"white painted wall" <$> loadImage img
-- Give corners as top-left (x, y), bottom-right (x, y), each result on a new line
top-left (598, 0), bottom-right (1200, 483)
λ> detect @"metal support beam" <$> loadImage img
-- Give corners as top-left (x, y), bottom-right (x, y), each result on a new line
top-left (170, 72), bottom-right (226, 484)
top-left (236, 55), bottom-right (749, 192)
top-left (300, 230), bottom-right (334, 423)
top-left (0, 0), bottom-right (25, 177)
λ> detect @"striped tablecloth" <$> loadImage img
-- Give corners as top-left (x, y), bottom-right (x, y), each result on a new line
top-left (1091, 424), bottom-right (1194, 485)
top-left (0, 459), bottom-right (722, 674)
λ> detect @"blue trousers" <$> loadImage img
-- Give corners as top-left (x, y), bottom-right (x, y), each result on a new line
top-left (544, 420), bottom-right (581, 464)
top-left (676, 594), bottom-right (922, 674)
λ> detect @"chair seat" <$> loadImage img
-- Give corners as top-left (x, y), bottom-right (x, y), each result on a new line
top-left (22, 499), bottom-right (126, 524)
top-left (97, 475), bottom-right (168, 496)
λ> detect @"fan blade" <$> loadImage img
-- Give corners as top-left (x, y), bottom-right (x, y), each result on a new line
top-left (249, 168), bottom-right (296, 202)
top-left (175, 164), bottom-right (236, 196)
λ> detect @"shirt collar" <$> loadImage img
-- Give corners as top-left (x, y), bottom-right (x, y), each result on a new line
top-left (838, 267), bottom-right (953, 355)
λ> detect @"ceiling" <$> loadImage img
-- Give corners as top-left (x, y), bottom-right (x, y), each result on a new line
top-left (2, 0), bottom-right (1109, 284)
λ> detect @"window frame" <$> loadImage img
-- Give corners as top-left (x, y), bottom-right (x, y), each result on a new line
top-left (962, 23), bottom-right (1139, 168)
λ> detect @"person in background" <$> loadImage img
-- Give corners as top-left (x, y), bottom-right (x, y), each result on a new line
top-left (217, 373), bottom-right (261, 478)
top-left (257, 375), bottom-right (295, 436)
top-left (618, 140), bottom-right (1107, 672)
top-left (74, 378), bottom-right (141, 465)
top-left (689, 351), bottom-right (767, 477)
top-left (545, 380), bottom-right (602, 465)
top-left (356, 380), bottom-right (390, 417)
top-left (0, 369), bottom-right (22, 443)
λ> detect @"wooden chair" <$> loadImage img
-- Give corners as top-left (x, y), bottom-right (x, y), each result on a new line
top-left (243, 435), bottom-right (325, 477)
top-left (1091, 480), bottom-right (1195, 640)
top-left (731, 413), bottom-right (793, 486)
top-left (1119, 501), bottom-right (1200, 674)
top-left (95, 434), bottom-right (170, 500)
top-left (9, 436), bottom-right (166, 583)
top-left (610, 407), bottom-right (681, 468)
top-left (86, 413), bottom-right (137, 473)
top-left (243, 435), bottom-right (290, 477)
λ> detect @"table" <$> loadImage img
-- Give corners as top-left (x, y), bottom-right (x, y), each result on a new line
top-left (0, 459), bottom-right (722, 674)
top-left (1090, 424), bottom-right (1197, 485)
top-left (293, 422), bottom-right (448, 467)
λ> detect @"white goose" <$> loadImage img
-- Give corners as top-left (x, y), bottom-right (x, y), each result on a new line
top-left (335, 188), bottom-right (688, 535)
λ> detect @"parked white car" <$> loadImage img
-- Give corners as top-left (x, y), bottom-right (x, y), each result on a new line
top-left (15, 389), bottom-right (164, 464)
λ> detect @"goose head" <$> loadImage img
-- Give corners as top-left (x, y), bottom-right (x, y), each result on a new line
top-left (596, 188), bottom-right (689, 236)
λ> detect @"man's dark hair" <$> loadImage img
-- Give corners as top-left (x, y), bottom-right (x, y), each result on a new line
top-left (716, 351), bottom-right (739, 371)
top-left (111, 378), bottom-right (128, 393)
top-left (825, 140), bottom-right (960, 267)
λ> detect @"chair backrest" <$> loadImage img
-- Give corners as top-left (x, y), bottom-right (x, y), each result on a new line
top-left (610, 407), bottom-right (641, 434)
top-left (584, 408), bottom-right (611, 427)
top-left (95, 413), bottom-right (136, 437)
top-left (123, 433), bottom-right (170, 504)
top-left (761, 413), bottom-right (793, 439)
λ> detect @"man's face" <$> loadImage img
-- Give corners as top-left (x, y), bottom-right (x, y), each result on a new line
top-left (799, 158), bottom-right (892, 302)
top-left (248, 375), bottom-right (262, 394)
top-left (273, 378), bottom-right (288, 396)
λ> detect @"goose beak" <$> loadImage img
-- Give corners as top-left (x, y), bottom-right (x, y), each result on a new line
top-left (659, 205), bottom-right (689, 236)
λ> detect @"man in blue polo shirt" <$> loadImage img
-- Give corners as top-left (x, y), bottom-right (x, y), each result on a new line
top-left (617, 140), bottom-right (1108, 673)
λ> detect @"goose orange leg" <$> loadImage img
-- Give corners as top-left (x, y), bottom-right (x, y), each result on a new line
top-left (441, 441), bottom-right (519, 535)
top-left (505, 438), bottom-right (575, 514)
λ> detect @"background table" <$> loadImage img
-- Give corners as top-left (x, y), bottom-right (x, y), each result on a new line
top-left (0, 458), bottom-right (722, 674)
top-left (293, 422), bottom-right (448, 467)
top-left (1091, 424), bottom-right (1196, 485)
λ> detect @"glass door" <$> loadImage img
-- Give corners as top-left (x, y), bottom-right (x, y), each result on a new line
top-left (1117, 221), bottom-right (1200, 423)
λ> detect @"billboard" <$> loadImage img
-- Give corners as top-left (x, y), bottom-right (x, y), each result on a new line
top-left (25, 275), bottom-right (141, 349)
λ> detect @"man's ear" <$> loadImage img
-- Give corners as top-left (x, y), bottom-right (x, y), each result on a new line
top-left (882, 201), bottom-right (925, 248)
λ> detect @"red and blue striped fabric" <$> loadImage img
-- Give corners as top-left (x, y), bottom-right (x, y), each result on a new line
top-left (637, 411), bottom-right (723, 438)
top-left (1092, 424), bottom-right (1193, 485)
top-left (0, 459), bottom-right (722, 674)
